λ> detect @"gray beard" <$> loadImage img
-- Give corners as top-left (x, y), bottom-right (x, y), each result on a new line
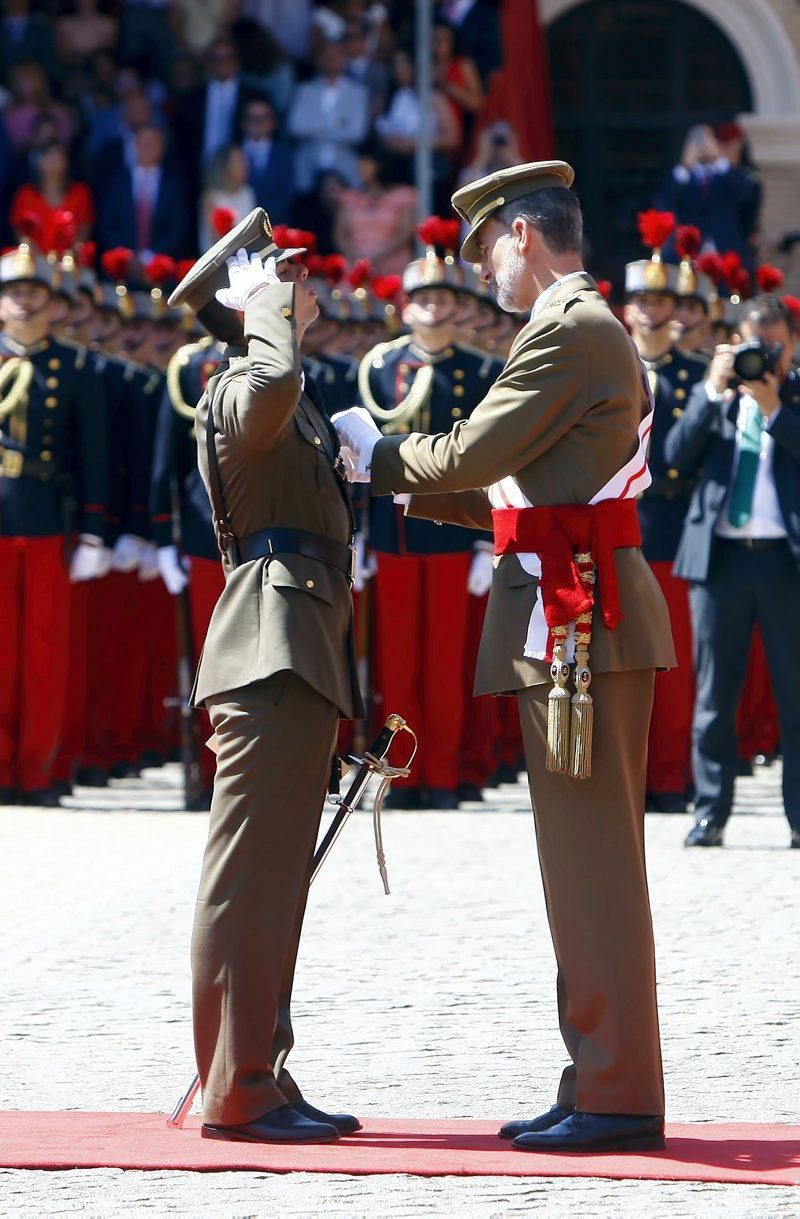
top-left (493, 241), bottom-right (528, 313)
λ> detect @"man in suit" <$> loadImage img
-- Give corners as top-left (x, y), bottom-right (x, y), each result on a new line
top-left (96, 125), bottom-right (191, 263)
top-left (288, 39), bottom-right (370, 193)
top-left (241, 98), bottom-right (296, 225)
top-left (333, 161), bottom-right (675, 1153)
top-left (168, 211), bottom-right (363, 1143)
top-left (665, 293), bottom-right (800, 849)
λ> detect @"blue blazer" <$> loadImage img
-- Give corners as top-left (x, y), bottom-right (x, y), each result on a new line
top-left (245, 140), bottom-right (295, 225)
top-left (96, 164), bottom-right (191, 258)
top-left (664, 371), bottom-right (800, 582)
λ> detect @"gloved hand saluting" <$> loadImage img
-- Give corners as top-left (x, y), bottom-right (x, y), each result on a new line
top-left (215, 249), bottom-right (280, 312)
top-left (331, 407), bottom-right (381, 480)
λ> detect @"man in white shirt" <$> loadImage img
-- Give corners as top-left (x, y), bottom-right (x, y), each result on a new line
top-left (665, 293), bottom-right (800, 848)
top-left (287, 40), bottom-right (370, 193)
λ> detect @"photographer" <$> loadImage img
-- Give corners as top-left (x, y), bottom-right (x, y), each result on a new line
top-left (665, 295), bottom-right (800, 848)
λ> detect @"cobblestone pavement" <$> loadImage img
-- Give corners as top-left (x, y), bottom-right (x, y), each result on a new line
top-left (1, 759), bottom-right (798, 1217)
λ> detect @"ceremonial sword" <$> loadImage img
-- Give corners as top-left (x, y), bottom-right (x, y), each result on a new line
top-left (167, 711), bottom-right (417, 1129)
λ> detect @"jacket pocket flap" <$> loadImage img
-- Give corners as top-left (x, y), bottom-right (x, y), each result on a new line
top-left (502, 555), bottom-right (540, 589)
top-left (266, 555), bottom-right (337, 605)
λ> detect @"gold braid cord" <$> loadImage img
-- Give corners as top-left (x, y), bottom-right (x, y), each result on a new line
top-left (546, 625), bottom-right (572, 774)
top-left (570, 553), bottom-right (596, 780)
top-left (0, 357), bottom-right (34, 424)
top-left (358, 339), bottom-right (434, 434)
top-left (167, 338), bottom-right (213, 421)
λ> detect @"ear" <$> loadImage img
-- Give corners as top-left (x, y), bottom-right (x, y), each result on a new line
top-left (622, 301), bottom-right (635, 328)
top-left (512, 215), bottom-right (531, 254)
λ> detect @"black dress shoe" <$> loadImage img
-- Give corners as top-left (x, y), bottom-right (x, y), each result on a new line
top-left (737, 758), bottom-right (753, 777)
top-left (0, 787), bottom-right (19, 805)
top-left (456, 782), bottom-right (484, 803)
top-left (498, 1104), bottom-right (574, 1140)
top-left (684, 818), bottom-right (724, 847)
top-left (646, 792), bottom-right (687, 814)
top-left (19, 787), bottom-right (62, 808)
top-left (424, 788), bottom-right (460, 810)
top-left (381, 787), bottom-right (423, 810)
top-left (512, 1111), bottom-right (665, 1153)
top-left (76, 766), bottom-right (108, 788)
top-left (201, 1103), bottom-right (339, 1144)
top-left (790, 829), bottom-right (800, 849)
top-left (292, 1097), bottom-right (362, 1135)
top-left (492, 762), bottom-right (521, 785)
top-left (185, 788), bottom-right (213, 812)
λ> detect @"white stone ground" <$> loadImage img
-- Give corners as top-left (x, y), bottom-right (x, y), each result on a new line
top-left (0, 760), bottom-right (798, 1217)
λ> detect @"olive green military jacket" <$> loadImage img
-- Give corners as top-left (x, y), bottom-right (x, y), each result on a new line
top-left (191, 283), bottom-right (363, 717)
top-left (370, 273), bottom-right (676, 696)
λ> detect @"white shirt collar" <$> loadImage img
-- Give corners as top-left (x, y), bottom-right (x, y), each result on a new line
top-left (532, 271), bottom-right (588, 318)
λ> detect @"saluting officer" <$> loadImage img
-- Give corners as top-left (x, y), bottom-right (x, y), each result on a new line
top-left (0, 243), bottom-right (109, 806)
top-left (624, 224), bottom-right (707, 813)
top-left (359, 219), bottom-right (498, 808)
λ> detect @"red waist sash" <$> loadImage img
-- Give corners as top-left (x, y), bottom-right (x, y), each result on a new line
top-left (492, 500), bottom-right (641, 634)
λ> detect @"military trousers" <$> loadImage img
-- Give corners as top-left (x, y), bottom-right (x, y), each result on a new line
top-left (517, 669), bottom-right (665, 1117)
top-left (191, 671), bottom-right (339, 1126)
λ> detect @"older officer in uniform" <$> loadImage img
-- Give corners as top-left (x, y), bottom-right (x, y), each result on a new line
top-left (169, 210), bottom-right (363, 1144)
top-left (334, 162), bottom-right (675, 1153)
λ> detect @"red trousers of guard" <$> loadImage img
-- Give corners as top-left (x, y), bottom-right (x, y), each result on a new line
top-left (82, 572), bottom-right (148, 771)
top-left (135, 576), bottom-right (179, 759)
top-left (647, 560), bottom-right (694, 796)
top-left (373, 551), bottom-right (471, 791)
top-left (0, 536), bottom-right (71, 792)
top-left (53, 580), bottom-right (89, 786)
top-left (737, 627), bottom-right (780, 761)
top-left (188, 556), bottom-right (225, 787)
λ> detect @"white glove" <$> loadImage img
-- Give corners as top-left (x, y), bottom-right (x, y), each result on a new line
top-left (69, 535), bottom-right (108, 582)
top-left (215, 249), bottom-right (280, 311)
top-left (467, 542), bottom-right (494, 597)
top-left (137, 542), bottom-right (160, 582)
top-left (331, 407), bottom-right (381, 479)
top-left (339, 445), bottom-right (371, 484)
top-left (111, 533), bottom-right (146, 573)
top-left (157, 544), bottom-right (190, 595)
top-left (352, 532), bottom-right (377, 593)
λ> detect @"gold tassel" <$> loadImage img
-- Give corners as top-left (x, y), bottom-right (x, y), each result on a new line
top-left (570, 636), bottom-right (593, 779)
top-left (546, 627), bottom-right (572, 773)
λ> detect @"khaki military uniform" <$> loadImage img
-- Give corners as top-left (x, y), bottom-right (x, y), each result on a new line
top-left (190, 283), bottom-right (361, 1126)
top-left (371, 273), bottom-right (675, 1116)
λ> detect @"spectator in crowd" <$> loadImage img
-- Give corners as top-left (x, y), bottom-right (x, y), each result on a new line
top-left (10, 140), bottom-right (95, 245)
top-left (288, 38), bottom-right (370, 193)
top-left (333, 141), bottom-right (416, 274)
top-left (343, 15), bottom-right (389, 119)
top-left (171, 0), bottom-right (238, 57)
top-left (432, 21), bottom-right (484, 147)
top-left (0, 0), bottom-right (56, 81)
top-left (665, 294), bottom-right (800, 849)
top-left (457, 118), bottom-right (520, 187)
top-left (715, 119), bottom-right (763, 250)
top-left (240, 97), bottom-right (295, 223)
top-left (2, 61), bottom-right (74, 156)
top-left (240, 0), bottom-right (313, 61)
top-left (198, 144), bottom-right (256, 250)
top-left (96, 123), bottom-right (189, 262)
top-left (292, 166), bottom-right (349, 253)
top-left (438, 0), bottom-right (503, 85)
top-left (231, 18), bottom-right (296, 118)
top-left (374, 46), bottom-right (460, 201)
top-left (174, 36), bottom-right (265, 185)
top-left (55, 0), bottom-right (118, 71)
top-left (118, 0), bottom-right (172, 81)
top-left (656, 125), bottom-right (761, 269)
top-left (88, 86), bottom-right (160, 178)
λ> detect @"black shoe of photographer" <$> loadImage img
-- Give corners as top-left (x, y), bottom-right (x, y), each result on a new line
top-left (684, 818), bottom-right (724, 847)
top-left (201, 1103), bottom-right (339, 1144)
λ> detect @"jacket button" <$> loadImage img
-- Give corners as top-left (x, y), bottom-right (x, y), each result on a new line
top-left (48, 358), bottom-right (61, 370)
top-left (667, 467), bottom-right (679, 479)
top-left (306, 579), bottom-right (315, 588)
top-left (674, 387), bottom-right (686, 399)
top-left (452, 407), bottom-right (463, 418)
top-left (45, 396), bottom-right (57, 408)
top-left (672, 407), bottom-right (683, 418)
top-left (453, 369), bottom-right (464, 380)
top-left (40, 451), bottom-right (52, 461)
top-left (281, 306), bottom-right (292, 318)
top-left (46, 377), bottom-right (58, 389)
top-left (314, 435), bottom-right (322, 445)
top-left (453, 385), bottom-right (465, 397)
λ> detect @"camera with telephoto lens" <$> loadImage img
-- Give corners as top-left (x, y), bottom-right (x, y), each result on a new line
top-left (731, 339), bottom-right (782, 383)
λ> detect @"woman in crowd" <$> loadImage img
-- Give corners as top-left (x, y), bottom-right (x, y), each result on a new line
top-left (375, 46), bottom-right (460, 196)
top-left (55, 0), bottom-right (118, 70)
top-left (3, 61), bottom-right (74, 155)
top-left (197, 144), bottom-right (256, 250)
top-left (10, 139), bottom-right (94, 244)
top-left (334, 140), bottom-right (416, 275)
top-left (432, 22), bottom-right (483, 149)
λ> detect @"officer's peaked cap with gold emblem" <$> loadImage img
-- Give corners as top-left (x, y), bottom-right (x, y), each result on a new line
top-left (451, 160), bottom-right (575, 264)
top-left (168, 208), bottom-right (306, 311)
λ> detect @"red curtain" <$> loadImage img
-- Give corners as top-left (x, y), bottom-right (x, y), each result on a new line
top-left (478, 0), bottom-right (554, 160)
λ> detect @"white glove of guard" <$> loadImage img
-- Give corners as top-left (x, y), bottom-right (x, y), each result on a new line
top-left (352, 532), bottom-right (377, 593)
top-left (137, 541), bottom-right (160, 582)
top-left (215, 249), bottom-right (280, 311)
top-left (69, 535), bottom-right (109, 583)
top-left (111, 533), bottom-right (146, 573)
top-left (331, 407), bottom-right (381, 480)
top-left (157, 544), bottom-right (190, 595)
top-left (467, 542), bottom-right (494, 597)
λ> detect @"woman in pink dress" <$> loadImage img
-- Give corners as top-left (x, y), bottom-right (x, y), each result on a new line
top-left (333, 142), bottom-right (417, 276)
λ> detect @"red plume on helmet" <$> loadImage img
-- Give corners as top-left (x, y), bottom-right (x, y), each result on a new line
top-left (144, 254), bottom-right (177, 285)
top-left (637, 209), bottom-right (675, 252)
top-left (416, 216), bottom-right (460, 257)
top-left (781, 294), bottom-right (800, 326)
top-left (324, 253), bottom-right (347, 283)
top-left (211, 207), bottom-right (236, 238)
top-left (596, 279), bottom-right (613, 300)
top-left (347, 258), bottom-right (372, 289)
top-left (697, 251), bottom-right (724, 284)
top-left (755, 264), bottom-right (784, 293)
top-left (305, 253), bottom-right (327, 278)
top-left (175, 258), bottom-right (195, 281)
top-left (371, 274), bottom-right (402, 302)
top-left (77, 241), bottom-right (96, 269)
top-left (728, 266), bottom-right (751, 300)
top-left (101, 247), bottom-right (134, 282)
top-left (675, 225), bottom-right (702, 261)
top-left (720, 250), bottom-right (742, 281)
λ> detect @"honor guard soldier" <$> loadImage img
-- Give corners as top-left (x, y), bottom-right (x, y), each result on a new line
top-left (170, 210), bottom-right (363, 1144)
top-left (359, 217), bottom-right (497, 808)
top-left (672, 226), bottom-right (716, 358)
top-left (151, 329), bottom-right (226, 804)
top-left (0, 242), bottom-right (109, 806)
top-left (624, 211), bottom-right (707, 813)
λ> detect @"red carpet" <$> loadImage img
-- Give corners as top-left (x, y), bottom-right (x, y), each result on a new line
top-left (0, 1113), bottom-right (798, 1184)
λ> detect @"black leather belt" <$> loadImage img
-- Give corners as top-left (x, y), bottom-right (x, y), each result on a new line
top-left (717, 536), bottom-right (787, 551)
top-left (237, 527), bottom-right (355, 581)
